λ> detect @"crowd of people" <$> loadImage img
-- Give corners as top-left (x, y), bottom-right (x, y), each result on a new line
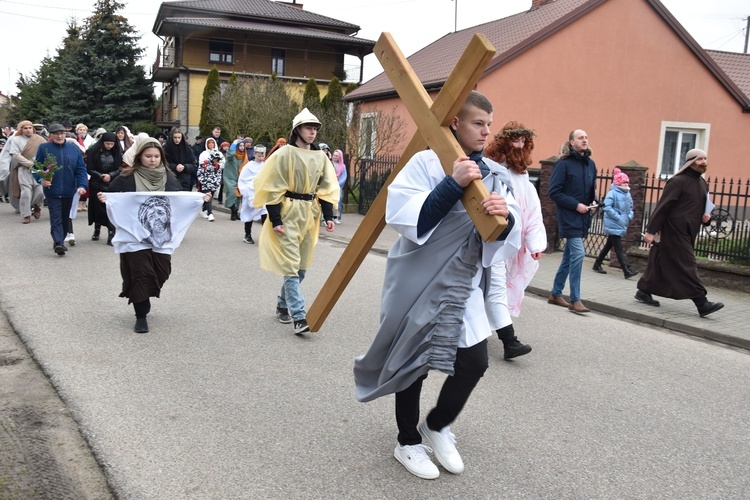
top-left (0, 96), bottom-right (724, 482)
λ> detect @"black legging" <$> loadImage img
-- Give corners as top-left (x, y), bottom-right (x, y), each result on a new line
top-left (395, 340), bottom-right (489, 446)
top-left (595, 234), bottom-right (629, 271)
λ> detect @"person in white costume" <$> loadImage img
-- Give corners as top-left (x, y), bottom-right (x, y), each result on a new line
top-left (354, 92), bottom-right (522, 480)
top-left (237, 145), bottom-right (268, 244)
top-left (484, 121), bottom-right (547, 359)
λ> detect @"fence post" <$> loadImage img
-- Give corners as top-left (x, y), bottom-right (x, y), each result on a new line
top-left (539, 156), bottom-right (559, 253)
top-left (611, 160), bottom-right (648, 268)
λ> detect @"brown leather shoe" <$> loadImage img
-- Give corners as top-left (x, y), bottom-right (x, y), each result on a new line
top-left (22, 216), bottom-right (31, 224)
top-left (568, 301), bottom-right (590, 313)
top-left (32, 207), bottom-right (41, 219)
top-left (547, 293), bottom-right (570, 308)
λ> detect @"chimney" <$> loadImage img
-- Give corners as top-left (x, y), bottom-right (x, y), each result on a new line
top-left (277, 1), bottom-right (304, 8)
top-left (531, 0), bottom-right (554, 7)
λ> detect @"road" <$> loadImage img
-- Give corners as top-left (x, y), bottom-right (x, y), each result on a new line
top-left (1, 206), bottom-right (749, 499)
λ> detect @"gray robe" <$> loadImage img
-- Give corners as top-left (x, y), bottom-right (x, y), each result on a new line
top-left (353, 150), bottom-right (521, 403)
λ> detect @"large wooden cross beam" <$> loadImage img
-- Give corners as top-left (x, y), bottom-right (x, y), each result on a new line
top-left (307, 32), bottom-right (504, 332)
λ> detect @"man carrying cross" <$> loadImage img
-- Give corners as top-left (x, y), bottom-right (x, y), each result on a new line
top-left (353, 91), bottom-right (522, 479)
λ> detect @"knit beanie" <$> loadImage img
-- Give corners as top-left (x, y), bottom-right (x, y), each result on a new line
top-left (613, 167), bottom-right (630, 186)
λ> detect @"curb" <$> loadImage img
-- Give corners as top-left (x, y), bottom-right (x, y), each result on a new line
top-left (526, 285), bottom-right (749, 351)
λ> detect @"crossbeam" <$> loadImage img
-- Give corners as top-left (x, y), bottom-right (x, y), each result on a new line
top-left (307, 33), bottom-right (501, 332)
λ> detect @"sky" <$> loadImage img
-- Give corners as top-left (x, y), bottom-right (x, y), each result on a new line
top-left (0, 0), bottom-right (747, 95)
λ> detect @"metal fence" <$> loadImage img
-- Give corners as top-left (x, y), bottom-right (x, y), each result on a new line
top-left (357, 155), bottom-right (399, 214)
top-left (641, 174), bottom-right (750, 265)
top-left (571, 171), bottom-right (750, 265)
top-left (357, 154), bottom-right (750, 266)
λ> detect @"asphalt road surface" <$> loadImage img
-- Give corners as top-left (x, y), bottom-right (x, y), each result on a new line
top-left (1, 206), bottom-right (749, 499)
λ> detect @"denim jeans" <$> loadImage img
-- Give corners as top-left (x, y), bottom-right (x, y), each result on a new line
top-left (47, 197), bottom-right (73, 245)
top-left (552, 237), bottom-right (585, 302)
top-left (277, 269), bottom-right (307, 320)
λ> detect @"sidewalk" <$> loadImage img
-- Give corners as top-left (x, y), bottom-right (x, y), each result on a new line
top-left (311, 211), bottom-right (750, 351)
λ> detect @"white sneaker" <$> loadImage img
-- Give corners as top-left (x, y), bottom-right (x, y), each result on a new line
top-left (201, 210), bottom-right (209, 219)
top-left (65, 233), bottom-right (76, 246)
top-left (207, 214), bottom-right (215, 222)
top-left (394, 444), bottom-right (439, 480)
top-left (418, 421), bottom-right (464, 474)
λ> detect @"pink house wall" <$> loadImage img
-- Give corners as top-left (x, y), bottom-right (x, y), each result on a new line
top-left (359, 0), bottom-right (750, 180)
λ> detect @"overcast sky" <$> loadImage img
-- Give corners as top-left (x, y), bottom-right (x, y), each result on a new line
top-left (0, 0), bottom-right (747, 95)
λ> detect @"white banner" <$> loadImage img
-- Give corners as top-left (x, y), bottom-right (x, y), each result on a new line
top-left (104, 191), bottom-right (204, 255)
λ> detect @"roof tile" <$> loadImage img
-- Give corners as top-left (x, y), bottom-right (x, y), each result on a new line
top-left (707, 50), bottom-right (750, 103)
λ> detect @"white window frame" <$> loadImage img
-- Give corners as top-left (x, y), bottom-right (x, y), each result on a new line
top-left (656, 121), bottom-right (710, 177)
top-left (359, 112), bottom-right (377, 159)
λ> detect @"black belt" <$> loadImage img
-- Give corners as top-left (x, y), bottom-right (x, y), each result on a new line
top-left (285, 191), bottom-right (314, 201)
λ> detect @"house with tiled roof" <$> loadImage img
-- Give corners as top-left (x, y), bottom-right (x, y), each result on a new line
top-left (346, 0), bottom-right (750, 180)
top-left (151, 0), bottom-right (375, 136)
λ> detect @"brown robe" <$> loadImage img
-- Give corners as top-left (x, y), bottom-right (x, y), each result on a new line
top-left (637, 168), bottom-right (708, 299)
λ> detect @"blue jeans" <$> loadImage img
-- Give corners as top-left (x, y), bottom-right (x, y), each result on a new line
top-left (47, 197), bottom-right (73, 245)
top-left (552, 237), bottom-right (585, 302)
top-left (277, 269), bottom-right (307, 321)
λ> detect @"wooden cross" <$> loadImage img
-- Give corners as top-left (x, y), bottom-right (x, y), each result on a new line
top-left (307, 32), bottom-right (505, 332)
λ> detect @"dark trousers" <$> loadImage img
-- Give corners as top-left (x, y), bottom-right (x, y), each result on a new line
top-left (595, 234), bottom-right (629, 271)
top-left (202, 199), bottom-right (213, 215)
top-left (244, 214), bottom-right (267, 236)
top-left (47, 197), bottom-right (73, 245)
top-left (395, 340), bottom-right (489, 446)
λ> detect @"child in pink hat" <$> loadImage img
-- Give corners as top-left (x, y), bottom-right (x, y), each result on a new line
top-left (592, 168), bottom-right (638, 278)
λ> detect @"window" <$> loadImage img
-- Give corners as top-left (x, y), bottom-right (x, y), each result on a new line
top-left (657, 121), bottom-right (710, 176)
top-left (272, 49), bottom-right (285, 76)
top-left (360, 113), bottom-right (376, 159)
top-left (209, 38), bottom-right (233, 64)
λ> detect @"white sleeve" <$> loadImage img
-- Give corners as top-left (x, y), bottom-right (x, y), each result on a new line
top-left (385, 151), bottom-right (445, 245)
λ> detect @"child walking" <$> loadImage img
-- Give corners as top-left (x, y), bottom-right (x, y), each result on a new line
top-left (593, 168), bottom-right (638, 278)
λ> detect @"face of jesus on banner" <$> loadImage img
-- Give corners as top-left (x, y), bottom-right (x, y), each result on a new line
top-left (138, 196), bottom-right (173, 246)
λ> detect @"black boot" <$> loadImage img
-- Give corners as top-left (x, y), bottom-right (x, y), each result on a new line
top-left (496, 324), bottom-right (532, 360)
top-left (92, 226), bottom-right (101, 241)
top-left (230, 205), bottom-right (239, 220)
top-left (592, 262), bottom-right (607, 274)
top-left (107, 229), bottom-right (115, 246)
top-left (623, 266), bottom-right (639, 279)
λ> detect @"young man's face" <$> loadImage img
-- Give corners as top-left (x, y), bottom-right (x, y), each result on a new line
top-left (451, 105), bottom-right (492, 155)
top-left (212, 127), bottom-right (221, 138)
top-left (297, 124), bottom-right (319, 146)
top-left (254, 151), bottom-right (266, 162)
top-left (21, 125), bottom-right (34, 137)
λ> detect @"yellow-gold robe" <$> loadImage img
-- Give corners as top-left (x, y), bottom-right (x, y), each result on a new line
top-left (253, 146), bottom-right (339, 276)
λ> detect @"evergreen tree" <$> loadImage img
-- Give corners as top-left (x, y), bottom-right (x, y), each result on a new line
top-left (200, 66), bottom-right (221, 136)
top-left (302, 78), bottom-right (321, 114)
top-left (52, 1), bottom-right (154, 126)
top-left (318, 77), bottom-right (347, 152)
top-left (8, 56), bottom-right (59, 124)
top-left (321, 77), bottom-right (343, 110)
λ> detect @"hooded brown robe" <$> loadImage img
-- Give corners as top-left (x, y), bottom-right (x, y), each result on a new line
top-left (637, 167), bottom-right (708, 299)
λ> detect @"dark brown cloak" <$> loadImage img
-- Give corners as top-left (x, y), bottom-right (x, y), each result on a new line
top-left (637, 168), bottom-right (708, 299)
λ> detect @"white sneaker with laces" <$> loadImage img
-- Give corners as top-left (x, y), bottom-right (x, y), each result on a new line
top-left (207, 213), bottom-right (215, 222)
top-left (394, 443), bottom-right (439, 479)
top-left (65, 233), bottom-right (76, 246)
top-left (201, 210), bottom-right (209, 219)
top-left (418, 421), bottom-right (464, 474)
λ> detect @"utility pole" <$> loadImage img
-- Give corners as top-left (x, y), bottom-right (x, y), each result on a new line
top-left (744, 16), bottom-right (749, 53)
top-left (453, 0), bottom-right (458, 32)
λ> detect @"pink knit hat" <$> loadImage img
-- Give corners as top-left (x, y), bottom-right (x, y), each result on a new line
top-left (613, 168), bottom-right (630, 186)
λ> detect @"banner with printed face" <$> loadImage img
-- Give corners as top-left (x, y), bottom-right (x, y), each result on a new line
top-left (104, 191), bottom-right (204, 255)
